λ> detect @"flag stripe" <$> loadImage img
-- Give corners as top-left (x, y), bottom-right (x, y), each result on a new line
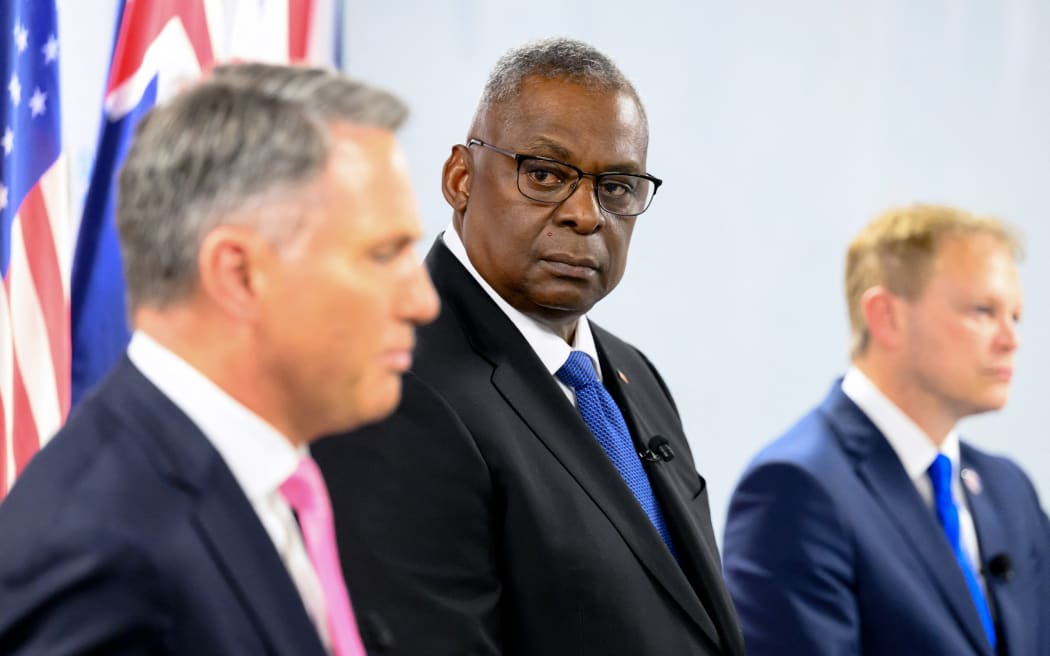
top-left (8, 218), bottom-right (62, 457)
top-left (17, 181), bottom-right (70, 419)
top-left (39, 156), bottom-right (71, 300)
top-left (10, 349), bottom-right (42, 477)
top-left (305, 0), bottom-right (342, 66)
top-left (288, 0), bottom-right (313, 61)
top-left (0, 282), bottom-right (14, 493)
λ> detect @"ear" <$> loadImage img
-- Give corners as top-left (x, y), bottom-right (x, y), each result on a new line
top-left (441, 144), bottom-right (473, 214)
top-left (860, 285), bottom-right (904, 351)
top-left (197, 225), bottom-right (270, 321)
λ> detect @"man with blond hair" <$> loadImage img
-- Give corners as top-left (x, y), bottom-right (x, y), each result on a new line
top-left (723, 204), bottom-right (1049, 656)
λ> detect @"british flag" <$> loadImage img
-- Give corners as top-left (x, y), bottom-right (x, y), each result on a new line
top-left (1, 0), bottom-right (69, 498)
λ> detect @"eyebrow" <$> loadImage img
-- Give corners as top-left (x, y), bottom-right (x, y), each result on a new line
top-left (519, 136), bottom-right (645, 174)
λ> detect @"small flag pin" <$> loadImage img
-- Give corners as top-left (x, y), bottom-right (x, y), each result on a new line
top-left (961, 468), bottom-right (982, 495)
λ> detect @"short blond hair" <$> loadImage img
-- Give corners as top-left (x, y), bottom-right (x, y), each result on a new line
top-left (845, 203), bottom-right (1023, 357)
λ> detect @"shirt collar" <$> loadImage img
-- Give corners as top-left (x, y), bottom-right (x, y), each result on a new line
top-left (127, 331), bottom-right (303, 501)
top-left (841, 365), bottom-right (961, 482)
top-left (442, 224), bottom-right (602, 379)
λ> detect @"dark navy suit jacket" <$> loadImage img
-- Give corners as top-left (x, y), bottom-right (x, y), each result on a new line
top-left (723, 382), bottom-right (1050, 656)
top-left (0, 358), bottom-right (327, 655)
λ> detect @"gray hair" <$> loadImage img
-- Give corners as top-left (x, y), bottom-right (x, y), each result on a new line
top-left (210, 62), bottom-right (408, 129)
top-left (117, 64), bottom-right (409, 311)
top-left (475, 37), bottom-right (646, 125)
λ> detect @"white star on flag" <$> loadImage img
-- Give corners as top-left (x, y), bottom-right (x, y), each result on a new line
top-left (8, 74), bottom-right (21, 106)
top-left (42, 34), bottom-right (58, 63)
top-left (29, 87), bottom-right (46, 116)
top-left (2, 127), bottom-right (12, 155)
top-left (0, 182), bottom-right (8, 210)
top-left (13, 22), bottom-right (28, 53)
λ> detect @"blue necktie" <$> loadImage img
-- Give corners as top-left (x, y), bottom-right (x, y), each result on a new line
top-left (556, 351), bottom-right (676, 556)
top-left (928, 454), bottom-right (996, 649)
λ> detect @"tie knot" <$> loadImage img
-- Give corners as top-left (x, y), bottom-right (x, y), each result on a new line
top-left (280, 455), bottom-right (326, 515)
top-left (556, 351), bottom-right (599, 390)
top-left (927, 453), bottom-right (953, 500)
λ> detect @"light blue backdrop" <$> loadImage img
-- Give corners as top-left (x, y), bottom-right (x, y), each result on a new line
top-left (60, 0), bottom-right (1050, 540)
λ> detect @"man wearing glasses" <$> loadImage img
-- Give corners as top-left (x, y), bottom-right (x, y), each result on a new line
top-left (313, 38), bottom-right (744, 656)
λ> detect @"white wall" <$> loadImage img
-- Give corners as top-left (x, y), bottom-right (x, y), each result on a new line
top-left (341, 0), bottom-right (1050, 539)
top-left (58, 1), bottom-right (1050, 540)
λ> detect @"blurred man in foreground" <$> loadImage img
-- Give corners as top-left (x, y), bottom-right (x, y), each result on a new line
top-left (0, 65), bottom-right (438, 654)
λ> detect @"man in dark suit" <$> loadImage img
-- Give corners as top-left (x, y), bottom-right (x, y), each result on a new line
top-left (0, 65), bottom-right (438, 654)
top-left (723, 204), bottom-right (1050, 655)
top-left (312, 38), bottom-right (744, 656)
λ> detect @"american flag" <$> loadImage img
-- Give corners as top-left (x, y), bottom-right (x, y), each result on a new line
top-left (1, 0), bottom-right (69, 498)
top-left (70, 0), bottom-right (344, 410)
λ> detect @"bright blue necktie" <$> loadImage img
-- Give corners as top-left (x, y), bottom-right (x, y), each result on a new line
top-left (556, 351), bottom-right (676, 556)
top-left (928, 454), bottom-right (996, 649)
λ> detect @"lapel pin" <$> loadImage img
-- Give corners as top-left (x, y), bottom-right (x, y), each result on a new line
top-left (961, 468), bottom-right (982, 496)
top-left (617, 369), bottom-right (629, 384)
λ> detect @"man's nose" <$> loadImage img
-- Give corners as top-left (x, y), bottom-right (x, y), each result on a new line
top-left (404, 260), bottom-right (440, 326)
top-left (552, 177), bottom-right (604, 234)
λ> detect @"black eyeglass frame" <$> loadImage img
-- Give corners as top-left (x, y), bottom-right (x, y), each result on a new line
top-left (466, 138), bottom-right (663, 217)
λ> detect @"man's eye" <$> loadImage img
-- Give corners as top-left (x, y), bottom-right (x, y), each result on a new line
top-left (599, 181), bottom-right (631, 198)
top-left (370, 245), bottom-right (404, 264)
top-left (526, 167), bottom-right (565, 186)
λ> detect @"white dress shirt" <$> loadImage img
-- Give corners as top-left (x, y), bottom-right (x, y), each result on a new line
top-left (841, 366), bottom-right (986, 591)
top-left (127, 331), bottom-right (331, 650)
top-left (443, 224), bottom-right (601, 403)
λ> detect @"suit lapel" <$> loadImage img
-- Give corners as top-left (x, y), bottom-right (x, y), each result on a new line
top-left (193, 474), bottom-right (328, 656)
top-left (427, 242), bottom-right (722, 648)
top-left (823, 386), bottom-right (994, 656)
top-left (105, 359), bottom-right (327, 656)
top-left (962, 447), bottom-right (1022, 656)
top-left (599, 337), bottom-right (743, 656)
top-left (490, 361), bottom-right (722, 646)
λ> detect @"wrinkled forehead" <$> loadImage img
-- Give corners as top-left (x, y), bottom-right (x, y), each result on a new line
top-left (478, 76), bottom-right (649, 168)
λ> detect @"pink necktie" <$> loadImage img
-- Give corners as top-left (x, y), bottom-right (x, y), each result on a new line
top-left (280, 456), bottom-right (367, 656)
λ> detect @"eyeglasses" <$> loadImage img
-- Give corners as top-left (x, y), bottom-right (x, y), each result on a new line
top-left (466, 138), bottom-right (662, 217)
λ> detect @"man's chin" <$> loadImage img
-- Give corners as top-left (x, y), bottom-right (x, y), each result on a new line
top-left (965, 393), bottom-right (1010, 417)
top-left (321, 383), bottom-right (402, 435)
top-left (529, 293), bottom-right (602, 319)
top-left (361, 382), bottom-right (404, 426)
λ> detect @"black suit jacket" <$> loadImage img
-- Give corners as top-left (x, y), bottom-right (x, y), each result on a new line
top-left (313, 240), bottom-right (744, 655)
top-left (723, 383), bottom-right (1050, 655)
top-left (0, 358), bottom-right (327, 655)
